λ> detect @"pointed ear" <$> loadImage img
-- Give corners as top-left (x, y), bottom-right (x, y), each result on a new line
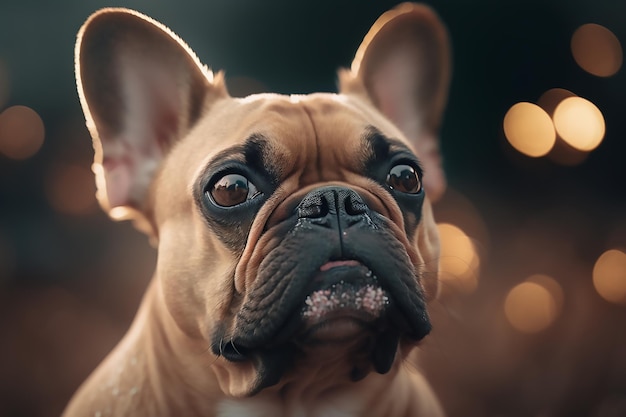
top-left (75, 8), bottom-right (228, 232)
top-left (340, 3), bottom-right (451, 202)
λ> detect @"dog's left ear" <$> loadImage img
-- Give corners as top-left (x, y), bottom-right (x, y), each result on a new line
top-left (340, 3), bottom-right (451, 202)
top-left (75, 8), bottom-right (228, 234)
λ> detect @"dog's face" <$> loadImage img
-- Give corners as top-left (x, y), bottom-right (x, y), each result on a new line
top-left (76, 3), bottom-right (450, 397)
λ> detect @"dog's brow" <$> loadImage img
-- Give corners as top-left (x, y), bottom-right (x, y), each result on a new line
top-left (363, 127), bottom-right (391, 160)
top-left (242, 134), bottom-right (271, 174)
top-left (205, 134), bottom-right (273, 173)
top-left (195, 134), bottom-right (278, 189)
top-left (362, 127), bottom-right (414, 164)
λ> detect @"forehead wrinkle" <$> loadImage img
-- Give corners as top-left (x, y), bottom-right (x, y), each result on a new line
top-left (297, 102), bottom-right (324, 183)
top-left (299, 96), bottom-right (374, 184)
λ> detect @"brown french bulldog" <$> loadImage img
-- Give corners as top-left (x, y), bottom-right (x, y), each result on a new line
top-left (63, 3), bottom-right (451, 416)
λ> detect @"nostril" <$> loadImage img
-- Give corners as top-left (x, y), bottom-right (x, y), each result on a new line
top-left (344, 194), bottom-right (368, 216)
top-left (298, 194), bottom-right (329, 219)
top-left (338, 189), bottom-right (367, 216)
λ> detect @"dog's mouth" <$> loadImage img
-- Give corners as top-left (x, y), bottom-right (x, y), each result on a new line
top-left (297, 261), bottom-right (389, 343)
top-left (219, 248), bottom-right (431, 356)
top-left (210, 249), bottom-right (429, 395)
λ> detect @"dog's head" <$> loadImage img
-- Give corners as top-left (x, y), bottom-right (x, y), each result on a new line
top-left (76, 3), bottom-right (450, 397)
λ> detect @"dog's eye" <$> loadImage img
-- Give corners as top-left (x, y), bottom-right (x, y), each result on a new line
top-left (386, 164), bottom-right (422, 194)
top-left (209, 173), bottom-right (260, 207)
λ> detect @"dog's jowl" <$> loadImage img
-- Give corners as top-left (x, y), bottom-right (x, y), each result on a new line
top-left (63, 3), bottom-right (451, 416)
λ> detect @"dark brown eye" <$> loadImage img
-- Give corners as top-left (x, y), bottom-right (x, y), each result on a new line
top-left (209, 173), bottom-right (260, 207)
top-left (386, 164), bottom-right (422, 194)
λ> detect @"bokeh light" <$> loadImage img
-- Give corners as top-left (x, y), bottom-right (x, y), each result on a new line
top-left (553, 97), bottom-right (605, 151)
top-left (546, 134), bottom-right (590, 166)
top-left (0, 105), bottom-right (45, 160)
top-left (437, 223), bottom-right (480, 294)
top-left (571, 23), bottom-right (623, 77)
top-left (536, 89), bottom-right (590, 165)
top-left (503, 102), bottom-right (556, 157)
top-left (593, 249), bottom-right (626, 305)
top-left (45, 164), bottom-right (97, 215)
top-left (526, 274), bottom-right (564, 315)
top-left (537, 88), bottom-right (577, 117)
top-left (434, 188), bottom-right (490, 252)
top-left (504, 280), bottom-right (559, 333)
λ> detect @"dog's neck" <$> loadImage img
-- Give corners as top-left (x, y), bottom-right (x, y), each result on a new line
top-left (102, 280), bottom-right (224, 416)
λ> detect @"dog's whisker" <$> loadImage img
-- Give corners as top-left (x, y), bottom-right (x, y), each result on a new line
top-left (220, 338), bottom-right (227, 358)
top-left (230, 340), bottom-right (243, 357)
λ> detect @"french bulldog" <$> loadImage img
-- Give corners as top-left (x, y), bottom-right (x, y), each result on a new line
top-left (63, 3), bottom-right (451, 416)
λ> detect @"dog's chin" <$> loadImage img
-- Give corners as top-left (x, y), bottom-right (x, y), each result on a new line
top-left (301, 316), bottom-right (375, 345)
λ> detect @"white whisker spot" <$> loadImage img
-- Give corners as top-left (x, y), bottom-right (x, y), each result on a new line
top-left (302, 281), bottom-right (389, 320)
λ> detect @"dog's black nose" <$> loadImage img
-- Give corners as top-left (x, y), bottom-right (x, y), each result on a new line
top-left (297, 186), bottom-right (369, 228)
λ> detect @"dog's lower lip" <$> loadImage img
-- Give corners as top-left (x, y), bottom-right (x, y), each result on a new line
top-left (320, 260), bottom-right (362, 272)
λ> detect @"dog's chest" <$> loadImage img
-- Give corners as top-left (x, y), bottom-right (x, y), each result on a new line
top-left (215, 396), bottom-right (360, 417)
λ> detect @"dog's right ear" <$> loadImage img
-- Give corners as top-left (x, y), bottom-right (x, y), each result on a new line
top-left (76, 8), bottom-right (228, 233)
top-left (340, 3), bottom-right (451, 202)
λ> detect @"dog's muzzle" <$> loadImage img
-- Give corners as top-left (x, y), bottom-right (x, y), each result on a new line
top-left (211, 186), bottom-right (431, 390)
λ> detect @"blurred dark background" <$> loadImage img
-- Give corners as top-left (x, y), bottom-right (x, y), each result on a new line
top-left (1, 1), bottom-right (625, 416)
